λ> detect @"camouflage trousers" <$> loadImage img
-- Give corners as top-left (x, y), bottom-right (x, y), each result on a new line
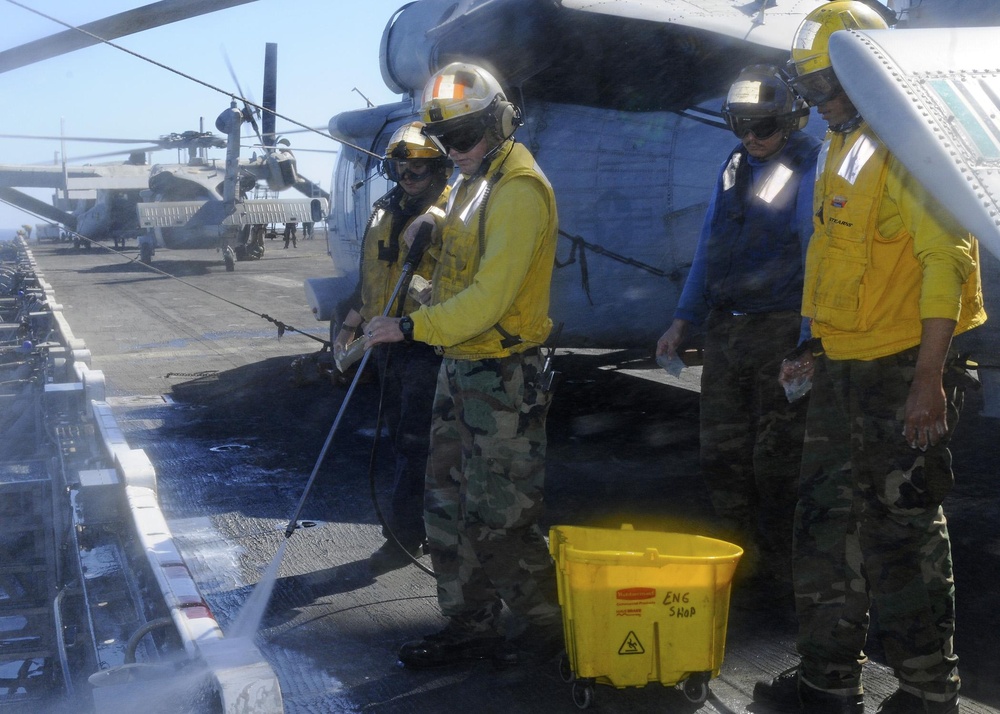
top-left (424, 352), bottom-right (561, 634)
top-left (795, 350), bottom-right (962, 701)
top-left (700, 309), bottom-right (806, 582)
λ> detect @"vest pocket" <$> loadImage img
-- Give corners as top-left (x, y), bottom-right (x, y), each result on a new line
top-left (811, 252), bottom-right (868, 332)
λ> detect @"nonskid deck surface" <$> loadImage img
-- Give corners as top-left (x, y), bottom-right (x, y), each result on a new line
top-left (25, 239), bottom-right (1000, 713)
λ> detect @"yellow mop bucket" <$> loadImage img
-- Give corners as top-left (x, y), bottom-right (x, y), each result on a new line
top-left (549, 524), bottom-right (743, 708)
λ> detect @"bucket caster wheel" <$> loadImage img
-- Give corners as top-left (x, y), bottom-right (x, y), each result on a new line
top-left (572, 679), bottom-right (594, 709)
top-left (557, 653), bottom-right (574, 683)
top-left (681, 672), bottom-right (710, 704)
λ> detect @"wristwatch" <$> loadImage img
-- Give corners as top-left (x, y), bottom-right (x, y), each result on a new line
top-left (399, 315), bottom-right (414, 342)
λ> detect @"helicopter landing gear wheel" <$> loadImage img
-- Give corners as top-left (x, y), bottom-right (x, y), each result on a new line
top-left (571, 680), bottom-right (594, 709)
top-left (246, 234), bottom-right (265, 260)
top-left (139, 243), bottom-right (153, 265)
top-left (223, 246), bottom-right (236, 272)
top-left (681, 672), bottom-right (710, 704)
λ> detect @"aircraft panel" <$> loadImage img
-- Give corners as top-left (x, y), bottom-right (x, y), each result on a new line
top-left (829, 27), bottom-right (1000, 260)
top-left (137, 201), bottom-right (215, 228)
top-left (138, 198), bottom-right (327, 228)
top-left (927, 78), bottom-right (1000, 160)
top-left (558, 0), bottom-right (827, 50)
top-left (226, 198), bottom-right (328, 226)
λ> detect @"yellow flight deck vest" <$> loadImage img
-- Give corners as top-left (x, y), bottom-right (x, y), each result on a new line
top-left (358, 186), bottom-right (449, 322)
top-left (803, 123), bottom-right (985, 360)
top-left (411, 141), bottom-right (559, 359)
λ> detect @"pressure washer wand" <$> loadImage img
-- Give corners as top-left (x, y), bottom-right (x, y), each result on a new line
top-left (284, 223), bottom-right (434, 538)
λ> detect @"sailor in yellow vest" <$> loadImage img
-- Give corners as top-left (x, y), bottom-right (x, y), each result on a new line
top-left (334, 122), bottom-right (451, 573)
top-left (753, 4), bottom-right (986, 714)
top-left (366, 62), bottom-right (563, 669)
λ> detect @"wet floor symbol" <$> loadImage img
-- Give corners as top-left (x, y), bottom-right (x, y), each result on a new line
top-left (618, 631), bottom-right (645, 655)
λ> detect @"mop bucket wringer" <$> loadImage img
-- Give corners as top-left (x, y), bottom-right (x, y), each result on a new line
top-left (548, 524), bottom-right (743, 709)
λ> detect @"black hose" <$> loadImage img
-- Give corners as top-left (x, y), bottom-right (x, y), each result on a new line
top-left (124, 617), bottom-right (174, 664)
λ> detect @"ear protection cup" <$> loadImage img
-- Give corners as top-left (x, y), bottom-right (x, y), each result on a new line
top-left (793, 97), bottom-right (809, 130)
top-left (496, 101), bottom-right (523, 139)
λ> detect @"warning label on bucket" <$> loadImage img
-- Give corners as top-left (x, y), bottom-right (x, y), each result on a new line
top-left (618, 631), bottom-right (645, 655)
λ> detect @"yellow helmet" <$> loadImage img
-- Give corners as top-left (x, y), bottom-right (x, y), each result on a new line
top-left (419, 62), bottom-right (522, 152)
top-left (384, 121), bottom-right (444, 161)
top-left (380, 121), bottom-right (451, 183)
top-left (788, 1), bottom-right (889, 105)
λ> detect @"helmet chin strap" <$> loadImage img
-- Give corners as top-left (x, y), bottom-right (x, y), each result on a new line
top-left (469, 131), bottom-right (510, 179)
top-left (829, 112), bottom-right (864, 134)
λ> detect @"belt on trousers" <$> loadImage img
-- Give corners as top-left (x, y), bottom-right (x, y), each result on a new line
top-left (713, 308), bottom-right (800, 319)
top-left (501, 347), bottom-right (540, 360)
top-left (435, 347), bottom-right (541, 358)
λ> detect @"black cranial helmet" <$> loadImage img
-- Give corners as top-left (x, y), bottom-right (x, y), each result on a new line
top-left (721, 64), bottom-right (809, 139)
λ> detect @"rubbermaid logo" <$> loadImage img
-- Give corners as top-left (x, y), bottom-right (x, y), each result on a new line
top-left (616, 588), bottom-right (655, 601)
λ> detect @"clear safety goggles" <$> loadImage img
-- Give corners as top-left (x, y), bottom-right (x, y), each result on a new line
top-left (786, 67), bottom-right (843, 106)
top-left (381, 159), bottom-right (433, 183)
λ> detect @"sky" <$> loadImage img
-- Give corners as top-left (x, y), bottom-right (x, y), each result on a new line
top-left (0, 0), bottom-right (409, 231)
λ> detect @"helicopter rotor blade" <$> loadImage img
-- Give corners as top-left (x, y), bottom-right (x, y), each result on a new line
top-left (262, 43), bottom-right (277, 151)
top-left (222, 48), bottom-right (251, 105)
top-left (222, 45), bottom-right (263, 145)
top-left (61, 146), bottom-right (164, 162)
top-left (0, 0), bottom-right (260, 74)
top-left (0, 133), bottom-right (159, 144)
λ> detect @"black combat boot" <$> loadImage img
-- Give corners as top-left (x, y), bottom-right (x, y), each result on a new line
top-left (397, 620), bottom-right (504, 668)
top-left (368, 539), bottom-right (424, 575)
top-left (753, 666), bottom-right (864, 713)
top-left (877, 689), bottom-right (959, 714)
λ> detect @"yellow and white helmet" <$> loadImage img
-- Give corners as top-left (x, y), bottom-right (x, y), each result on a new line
top-left (380, 121), bottom-right (451, 183)
top-left (385, 121), bottom-right (446, 161)
top-left (419, 62), bottom-right (522, 152)
top-left (787, 1), bottom-right (890, 105)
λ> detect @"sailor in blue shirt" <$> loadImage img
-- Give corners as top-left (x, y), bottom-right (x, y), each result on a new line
top-left (657, 64), bottom-right (819, 599)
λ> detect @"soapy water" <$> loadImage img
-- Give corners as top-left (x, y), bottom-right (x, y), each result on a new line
top-left (230, 539), bottom-right (289, 639)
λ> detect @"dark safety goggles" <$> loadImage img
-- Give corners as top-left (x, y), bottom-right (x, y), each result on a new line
top-left (786, 67), bottom-right (843, 106)
top-left (428, 122), bottom-right (487, 153)
top-left (724, 114), bottom-right (783, 140)
top-left (381, 159), bottom-right (433, 183)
